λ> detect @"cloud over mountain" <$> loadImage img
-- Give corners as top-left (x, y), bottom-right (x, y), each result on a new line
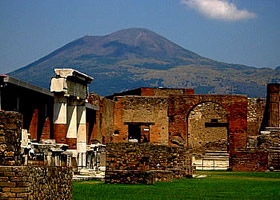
top-left (181, 0), bottom-right (256, 21)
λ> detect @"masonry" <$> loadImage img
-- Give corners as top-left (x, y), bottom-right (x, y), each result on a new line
top-left (1, 69), bottom-right (280, 179)
top-left (105, 143), bottom-right (192, 184)
top-left (0, 111), bottom-right (72, 199)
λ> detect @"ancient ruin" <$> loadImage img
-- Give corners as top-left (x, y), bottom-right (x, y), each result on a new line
top-left (0, 68), bottom-right (280, 190)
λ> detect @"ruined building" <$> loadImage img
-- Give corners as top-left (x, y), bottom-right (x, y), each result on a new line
top-left (1, 69), bottom-right (280, 184)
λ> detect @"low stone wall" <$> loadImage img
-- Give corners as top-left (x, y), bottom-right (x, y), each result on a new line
top-left (0, 110), bottom-right (72, 199)
top-left (105, 143), bottom-right (192, 184)
top-left (230, 149), bottom-right (268, 172)
top-left (0, 166), bottom-right (72, 200)
top-left (0, 111), bottom-right (23, 166)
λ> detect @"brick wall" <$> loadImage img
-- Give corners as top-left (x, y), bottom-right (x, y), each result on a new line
top-left (0, 111), bottom-right (23, 166)
top-left (29, 109), bottom-right (38, 141)
top-left (40, 117), bottom-right (51, 141)
top-left (105, 143), bottom-right (192, 184)
top-left (87, 93), bottom-right (114, 144)
top-left (168, 95), bottom-right (248, 153)
top-left (0, 166), bottom-right (72, 199)
top-left (113, 96), bottom-right (169, 145)
top-left (230, 149), bottom-right (268, 171)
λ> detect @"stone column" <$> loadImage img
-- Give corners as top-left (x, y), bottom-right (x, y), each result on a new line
top-left (53, 96), bottom-right (68, 143)
top-left (267, 84), bottom-right (280, 127)
top-left (66, 101), bottom-right (78, 149)
top-left (77, 105), bottom-right (87, 167)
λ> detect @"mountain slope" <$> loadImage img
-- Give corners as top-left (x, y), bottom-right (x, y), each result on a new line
top-left (8, 28), bottom-right (280, 97)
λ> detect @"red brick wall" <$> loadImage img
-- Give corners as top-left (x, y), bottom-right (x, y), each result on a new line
top-left (141, 88), bottom-right (155, 96)
top-left (29, 108), bottom-right (38, 141)
top-left (53, 124), bottom-right (67, 144)
top-left (168, 95), bottom-right (248, 153)
top-left (183, 89), bottom-right (194, 95)
top-left (40, 117), bottom-right (50, 141)
top-left (113, 97), bottom-right (127, 143)
top-left (87, 93), bottom-right (115, 144)
top-left (66, 138), bottom-right (77, 149)
top-left (231, 150), bottom-right (268, 171)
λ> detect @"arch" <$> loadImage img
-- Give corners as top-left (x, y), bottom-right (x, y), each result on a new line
top-left (187, 101), bottom-right (229, 152)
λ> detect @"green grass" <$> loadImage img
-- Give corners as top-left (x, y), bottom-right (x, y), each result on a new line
top-left (73, 171), bottom-right (280, 200)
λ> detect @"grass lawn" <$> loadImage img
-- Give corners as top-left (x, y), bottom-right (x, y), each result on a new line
top-left (73, 171), bottom-right (280, 200)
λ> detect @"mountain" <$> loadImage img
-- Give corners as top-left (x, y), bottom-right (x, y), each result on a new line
top-left (8, 28), bottom-right (280, 97)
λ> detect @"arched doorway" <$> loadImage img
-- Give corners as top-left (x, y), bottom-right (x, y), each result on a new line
top-left (187, 102), bottom-right (229, 170)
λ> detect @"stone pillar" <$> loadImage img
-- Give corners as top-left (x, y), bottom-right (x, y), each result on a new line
top-left (267, 83), bottom-right (280, 127)
top-left (67, 103), bottom-right (78, 149)
top-left (50, 68), bottom-right (93, 169)
top-left (77, 105), bottom-right (87, 167)
top-left (53, 96), bottom-right (68, 143)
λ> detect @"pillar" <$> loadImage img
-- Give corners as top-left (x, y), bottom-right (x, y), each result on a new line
top-left (53, 96), bottom-right (68, 143)
top-left (77, 105), bottom-right (87, 167)
top-left (67, 103), bottom-right (78, 149)
top-left (267, 83), bottom-right (280, 127)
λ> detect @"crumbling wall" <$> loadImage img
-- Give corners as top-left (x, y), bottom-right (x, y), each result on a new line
top-left (113, 96), bottom-right (169, 145)
top-left (105, 143), bottom-right (192, 184)
top-left (0, 110), bottom-right (72, 200)
top-left (247, 98), bottom-right (266, 136)
top-left (0, 166), bottom-right (72, 199)
top-left (0, 111), bottom-right (23, 166)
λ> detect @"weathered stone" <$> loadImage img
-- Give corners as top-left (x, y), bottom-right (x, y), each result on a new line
top-left (105, 143), bottom-right (192, 184)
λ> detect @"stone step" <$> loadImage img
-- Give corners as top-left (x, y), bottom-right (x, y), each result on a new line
top-left (265, 127), bottom-right (280, 131)
top-left (193, 154), bottom-right (229, 171)
top-left (203, 154), bottom-right (229, 157)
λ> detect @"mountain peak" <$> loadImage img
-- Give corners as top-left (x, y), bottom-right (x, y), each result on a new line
top-left (8, 28), bottom-right (279, 97)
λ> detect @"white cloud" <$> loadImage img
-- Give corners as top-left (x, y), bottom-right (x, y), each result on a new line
top-left (181, 0), bottom-right (256, 21)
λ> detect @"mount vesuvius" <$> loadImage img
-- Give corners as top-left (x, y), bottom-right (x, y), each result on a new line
top-left (7, 28), bottom-right (279, 97)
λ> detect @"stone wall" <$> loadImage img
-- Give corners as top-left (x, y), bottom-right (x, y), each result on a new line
top-left (247, 98), bottom-right (266, 136)
top-left (187, 102), bottom-right (228, 151)
top-left (0, 111), bottom-right (23, 166)
top-left (113, 96), bottom-right (169, 145)
top-left (230, 149), bottom-right (268, 171)
top-left (0, 110), bottom-right (72, 199)
top-left (105, 143), bottom-right (192, 184)
top-left (0, 166), bottom-right (72, 200)
top-left (267, 84), bottom-right (280, 127)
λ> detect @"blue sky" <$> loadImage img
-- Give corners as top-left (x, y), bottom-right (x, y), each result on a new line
top-left (0, 0), bottom-right (280, 74)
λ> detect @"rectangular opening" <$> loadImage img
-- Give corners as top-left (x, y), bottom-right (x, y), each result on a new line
top-left (211, 119), bottom-right (218, 123)
top-left (128, 124), bottom-right (141, 142)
